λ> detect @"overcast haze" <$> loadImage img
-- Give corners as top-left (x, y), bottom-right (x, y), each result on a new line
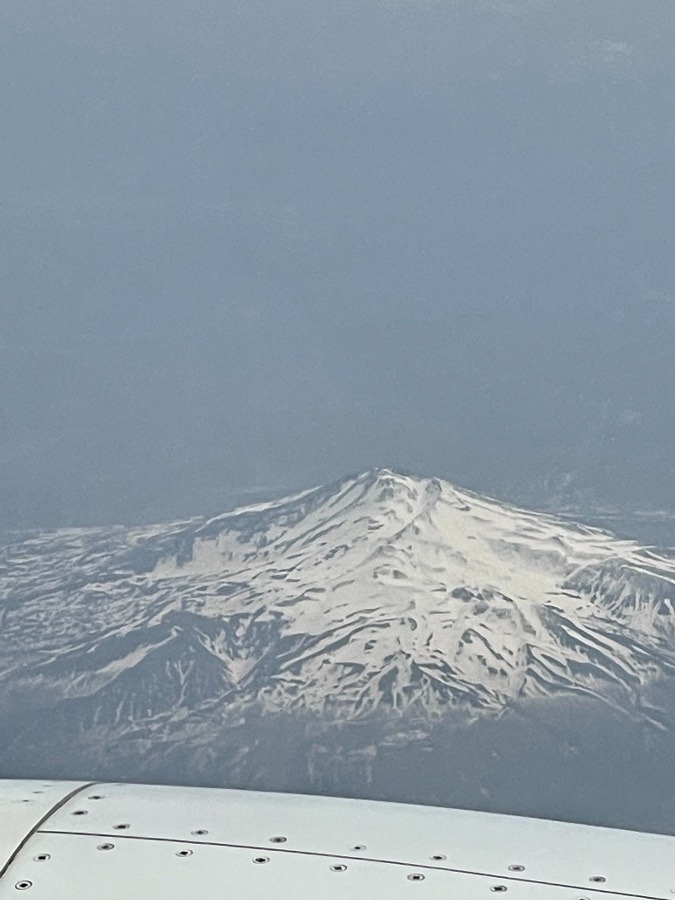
top-left (1, 0), bottom-right (674, 529)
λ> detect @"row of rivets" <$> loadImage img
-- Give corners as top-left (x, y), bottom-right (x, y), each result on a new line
top-left (48, 806), bottom-right (608, 892)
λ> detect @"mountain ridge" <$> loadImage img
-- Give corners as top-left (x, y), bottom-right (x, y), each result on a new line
top-left (1, 468), bottom-right (674, 738)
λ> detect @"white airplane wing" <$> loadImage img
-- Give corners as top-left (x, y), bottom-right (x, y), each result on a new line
top-left (0, 780), bottom-right (673, 898)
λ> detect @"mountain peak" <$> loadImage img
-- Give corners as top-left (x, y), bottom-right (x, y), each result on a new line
top-left (1, 469), bottom-right (674, 728)
top-left (2, 471), bottom-right (675, 825)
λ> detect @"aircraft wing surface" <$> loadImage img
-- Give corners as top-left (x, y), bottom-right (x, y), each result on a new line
top-left (0, 780), bottom-right (673, 898)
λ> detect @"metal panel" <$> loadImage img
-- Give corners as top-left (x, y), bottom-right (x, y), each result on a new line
top-left (0, 830), bottom-right (640, 900)
top-left (0, 781), bottom-right (87, 875)
top-left (0, 781), bottom-right (673, 898)
top-left (36, 782), bottom-right (675, 899)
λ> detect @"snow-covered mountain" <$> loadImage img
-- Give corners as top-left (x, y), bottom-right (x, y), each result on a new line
top-left (4, 466), bottom-right (675, 837)
top-left (1, 468), bottom-right (674, 737)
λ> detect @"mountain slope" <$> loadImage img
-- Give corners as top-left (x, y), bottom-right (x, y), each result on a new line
top-left (1, 468), bottom-right (674, 736)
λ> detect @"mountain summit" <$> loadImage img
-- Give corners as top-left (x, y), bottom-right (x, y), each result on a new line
top-left (1, 468), bottom-right (674, 733)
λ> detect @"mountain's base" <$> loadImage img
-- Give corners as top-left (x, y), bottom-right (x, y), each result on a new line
top-left (2, 682), bottom-right (675, 836)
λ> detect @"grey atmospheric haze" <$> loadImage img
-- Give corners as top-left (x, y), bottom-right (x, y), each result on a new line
top-left (1, 0), bottom-right (674, 532)
top-left (1, 0), bottom-right (675, 840)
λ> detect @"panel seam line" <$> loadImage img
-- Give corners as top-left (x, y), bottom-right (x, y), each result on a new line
top-left (37, 828), bottom-right (660, 899)
top-left (0, 783), bottom-right (97, 882)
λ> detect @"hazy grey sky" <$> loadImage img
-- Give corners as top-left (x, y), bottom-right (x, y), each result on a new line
top-left (1, 0), bottom-right (674, 527)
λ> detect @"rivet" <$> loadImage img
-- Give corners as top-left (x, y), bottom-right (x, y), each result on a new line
top-left (351, 845), bottom-right (366, 851)
top-left (176, 849), bottom-right (193, 858)
top-left (253, 856), bottom-right (269, 864)
top-left (408, 873), bottom-right (425, 882)
top-left (589, 876), bottom-right (606, 883)
top-left (491, 887), bottom-right (508, 893)
top-left (331, 864), bottom-right (347, 872)
top-left (15, 883), bottom-right (32, 891)
top-left (430, 854), bottom-right (446, 861)
top-left (269, 836), bottom-right (287, 844)
top-left (88, 795), bottom-right (104, 801)
top-left (113, 824), bottom-right (130, 830)
top-left (508, 865), bottom-right (525, 872)
top-left (192, 829), bottom-right (209, 836)
top-left (97, 844), bottom-right (115, 851)
top-left (33, 855), bottom-right (50, 862)
top-left (72, 810), bottom-right (88, 816)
